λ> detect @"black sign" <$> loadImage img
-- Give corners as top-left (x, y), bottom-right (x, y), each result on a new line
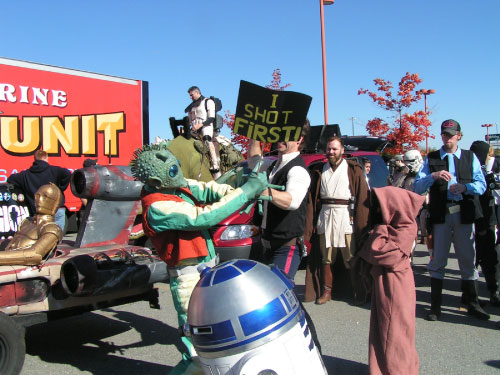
top-left (234, 80), bottom-right (312, 143)
top-left (0, 184), bottom-right (30, 241)
top-left (487, 134), bottom-right (500, 142)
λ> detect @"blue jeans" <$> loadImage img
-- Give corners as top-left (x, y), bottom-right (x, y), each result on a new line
top-left (266, 244), bottom-right (301, 281)
top-left (54, 207), bottom-right (66, 232)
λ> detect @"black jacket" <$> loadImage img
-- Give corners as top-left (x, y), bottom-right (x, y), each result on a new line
top-left (7, 160), bottom-right (71, 215)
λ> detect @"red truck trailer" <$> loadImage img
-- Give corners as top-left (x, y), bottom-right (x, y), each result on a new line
top-left (0, 57), bottom-right (149, 234)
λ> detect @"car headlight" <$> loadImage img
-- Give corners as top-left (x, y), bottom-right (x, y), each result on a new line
top-left (220, 225), bottom-right (259, 241)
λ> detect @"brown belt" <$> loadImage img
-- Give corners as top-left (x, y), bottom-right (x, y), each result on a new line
top-left (320, 198), bottom-right (350, 205)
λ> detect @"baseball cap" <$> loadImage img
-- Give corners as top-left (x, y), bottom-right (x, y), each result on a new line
top-left (441, 119), bottom-right (461, 135)
top-left (83, 158), bottom-right (97, 168)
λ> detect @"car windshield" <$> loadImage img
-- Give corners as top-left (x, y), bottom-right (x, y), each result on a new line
top-left (352, 154), bottom-right (389, 188)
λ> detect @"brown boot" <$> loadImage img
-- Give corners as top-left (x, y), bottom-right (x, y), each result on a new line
top-left (316, 264), bottom-right (333, 305)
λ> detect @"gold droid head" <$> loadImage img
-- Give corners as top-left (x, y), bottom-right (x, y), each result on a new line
top-left (35, 183), bottom-right (63, 216)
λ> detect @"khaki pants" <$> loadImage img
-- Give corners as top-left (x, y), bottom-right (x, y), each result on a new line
top-left (319, 232), bottom-right (355, 269)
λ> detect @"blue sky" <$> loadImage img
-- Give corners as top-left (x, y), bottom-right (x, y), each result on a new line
top-left (2, 0), bottom-right (499, 151)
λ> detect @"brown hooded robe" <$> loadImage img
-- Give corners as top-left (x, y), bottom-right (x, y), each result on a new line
top-left (359, 186), bottom-right (424, 375)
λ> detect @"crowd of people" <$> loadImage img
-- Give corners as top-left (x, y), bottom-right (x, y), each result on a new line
top-left (299, 119), bottom-right (499, 373)
top-left (242, 117), bottom-right (500, 374)
top-left (3, 98), bottom-right (499, 374)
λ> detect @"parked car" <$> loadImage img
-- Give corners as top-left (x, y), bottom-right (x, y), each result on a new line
top-left (211, 129), bottom-right (391, 262)
top-left (0, 166), bottom-right (168, 375)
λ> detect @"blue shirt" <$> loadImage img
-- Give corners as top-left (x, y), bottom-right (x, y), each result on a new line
top-left (414, 147), bottom-right (486, 198)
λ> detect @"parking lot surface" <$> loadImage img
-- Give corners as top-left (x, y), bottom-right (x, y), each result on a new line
top-left (21, 243), bottom-right (500, 374)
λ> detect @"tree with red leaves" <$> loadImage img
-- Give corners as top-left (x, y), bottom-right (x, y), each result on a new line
top-left (223, 68), bottom-right (291, 155)
top-left (358, 72), bottom-right (434, 155)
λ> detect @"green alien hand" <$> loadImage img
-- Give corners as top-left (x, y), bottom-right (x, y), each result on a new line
top-left (240, 169), bottom-right (269, 200)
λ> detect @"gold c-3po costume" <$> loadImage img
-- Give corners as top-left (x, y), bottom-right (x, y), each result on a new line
top-left (0, 183), bottom-right (63, 265)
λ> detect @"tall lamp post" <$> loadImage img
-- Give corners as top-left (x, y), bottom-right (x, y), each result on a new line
top-left (320, 0), bottom-right (334, 126)
top-left (349, 116), bottom-right (356, 136)
top-left (416, 88), bottom-right (435, 154)
top-left (482, 123), bottom-right (494, 144)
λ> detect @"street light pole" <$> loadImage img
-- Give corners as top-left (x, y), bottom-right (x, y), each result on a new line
top-left (350, 116), bottom-right (356, 136)
top-left (320, 0), bottom-right (334, 127)
top-left (416, 88), bottom-right (435, 154)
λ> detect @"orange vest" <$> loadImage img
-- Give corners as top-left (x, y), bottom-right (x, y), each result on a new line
top-left (141, 189), bottom-right (209, 267)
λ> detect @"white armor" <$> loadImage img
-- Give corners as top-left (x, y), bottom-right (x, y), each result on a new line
top-left (188, 97), bottom-right (220, 176)
top-left (188, 98), bottom-right (215, 138)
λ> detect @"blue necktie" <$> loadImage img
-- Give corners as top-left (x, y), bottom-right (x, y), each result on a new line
top-left (447, 153), bottom-right (460, 201)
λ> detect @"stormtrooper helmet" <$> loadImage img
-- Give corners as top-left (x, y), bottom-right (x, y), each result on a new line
top-left (403, 149), bottom-right (423, 173)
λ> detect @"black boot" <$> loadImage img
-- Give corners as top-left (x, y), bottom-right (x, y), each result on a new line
top-left (461, 280), bottom-right (487, 307)
top-left (426, 278), bottom-right (443, 321)
top-left (490, 291), bottom-right (500, 307)
top-left (483, 266), bottom-right (500, 307)
top-left (462, 280), bottom-right (490, 320)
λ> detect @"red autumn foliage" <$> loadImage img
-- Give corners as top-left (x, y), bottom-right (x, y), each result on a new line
top-left (224, 68), bottom-right (291, 156)
top-left (358, 72), bottom-right (434, 155)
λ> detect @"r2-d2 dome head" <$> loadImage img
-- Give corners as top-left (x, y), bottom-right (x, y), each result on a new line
top-left (403, 149), bottom-right (423, 173)
top-left (185, 260), bottom-right (327, 375)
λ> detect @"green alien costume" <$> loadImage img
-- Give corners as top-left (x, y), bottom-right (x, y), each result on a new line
top-left (130, 145), bottom-right (268, 372)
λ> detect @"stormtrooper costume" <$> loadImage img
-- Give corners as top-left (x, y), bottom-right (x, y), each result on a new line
top-left (392, 149), bottom-right (423, 190)
top-left (186, 96), bottom-right (221, 178)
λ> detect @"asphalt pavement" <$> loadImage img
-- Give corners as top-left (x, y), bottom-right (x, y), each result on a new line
top-left (21, 243), bottom-right (500, 375)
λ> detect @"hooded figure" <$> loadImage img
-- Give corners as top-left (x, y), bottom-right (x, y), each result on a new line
top-left (358, 186), bottom-right (425, 375)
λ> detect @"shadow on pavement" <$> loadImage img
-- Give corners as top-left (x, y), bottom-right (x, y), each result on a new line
top-left (484, 360), bottom-right (500, 370)
top-left (322, 355), bottom-right (368, 374)
top-left (26, 309), bottom-right (180, 375)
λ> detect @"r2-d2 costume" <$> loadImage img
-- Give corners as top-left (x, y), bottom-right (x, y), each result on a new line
top-left (184, 259), bottom-right (327, 375)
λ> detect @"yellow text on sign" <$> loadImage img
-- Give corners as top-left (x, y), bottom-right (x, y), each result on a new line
top-left (0, 112), bottom-right (125, 156)
top-left (233, 117), bottom-right (301, 143)
top-left (243, 104), bottom-right (293, 125)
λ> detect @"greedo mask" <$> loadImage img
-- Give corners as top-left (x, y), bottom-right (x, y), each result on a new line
top-left (130, 144), bottom-right (187, 190)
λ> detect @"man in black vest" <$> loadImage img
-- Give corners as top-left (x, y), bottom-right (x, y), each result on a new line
top-left (414, 119), bottom-right (489, 321)
top-left (247, 121), bottom-right (311, 281)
